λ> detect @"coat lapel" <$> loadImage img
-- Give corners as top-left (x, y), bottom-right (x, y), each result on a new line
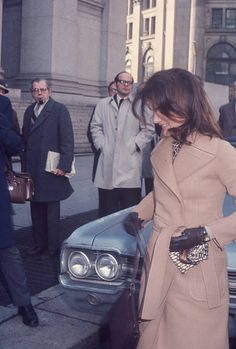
top-left (24, 104), bottom-right (35, 137)
top-left (151, 134), bottom-right (218, 203)
top-left (151, 136), bottom-right (183, 203)
top-left (29, 98), bottom-right (54, 134)
top-left (174, 134), bottom-right (217, 183)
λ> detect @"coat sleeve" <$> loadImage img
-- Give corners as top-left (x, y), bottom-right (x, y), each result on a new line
top-left (90, 101), bottom-right (105, 151)
top-left (0, 97), bottom-right (14, 126)
top-left (133, 191), bottom-right (155, 223)
top-left (207, 140), bottom-right (236, 246)
top-left (134, 107), bottom-right (155, 151)
top-left (57, 104), bottom-right (74, 172)
top-left (0, 112), bottom-right (23, 155)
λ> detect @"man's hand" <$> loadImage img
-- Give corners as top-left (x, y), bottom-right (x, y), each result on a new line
top-left (53, 168), bottom-right (65, 176)
top-left (169, 227), bottom-right (208, 252)
top-left (123, 212), bottom-right (143, 236)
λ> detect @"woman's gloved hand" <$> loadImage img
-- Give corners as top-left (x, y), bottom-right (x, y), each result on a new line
top-left (123, 212), bottom-right (143, 236)
top-left (169, 226), bottom-right (209, 252)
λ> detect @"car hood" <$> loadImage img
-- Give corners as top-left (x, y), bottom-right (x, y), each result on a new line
top-left (64, 208), bottom-right (151, 256)
top-left (64, 208), bottom-right (236, 263)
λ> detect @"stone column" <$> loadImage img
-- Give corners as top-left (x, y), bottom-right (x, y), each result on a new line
top-left (188, 0), bottom-right (205, 77)
top-left (17, 0), bottom-right (79, 95)
top-left (100, 0), bottom-right (127, 85)
top-left (188, 0), bottom-right (197, 73)
top-left (16, 0), bottom-right (54, 91)
top-left (132, 0), bottom-right (142, 82)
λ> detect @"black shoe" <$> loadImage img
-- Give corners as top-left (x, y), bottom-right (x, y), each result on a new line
top-left (18, 304), bottom-right (39, 327)
top-left (26, 247), bottom-right (43, 256)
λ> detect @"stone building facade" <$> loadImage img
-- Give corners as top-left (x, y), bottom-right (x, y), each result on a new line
top-left (126, 0), bottom-right (236, 96)
top-left (1, 0), bottom-right (127, 153)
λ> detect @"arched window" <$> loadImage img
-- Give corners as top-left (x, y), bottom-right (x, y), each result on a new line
top-left (125, 47), bottom-right (132, 74)
top-left (125, 59), bottom-right (132, 74)
top-left (206, 42), bottom-right (236, 85)
top-left (143, 48), bottom-right (154, 81)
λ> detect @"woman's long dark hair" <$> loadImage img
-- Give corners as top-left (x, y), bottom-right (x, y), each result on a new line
top-left (133, 68), bottom-right (223, 143)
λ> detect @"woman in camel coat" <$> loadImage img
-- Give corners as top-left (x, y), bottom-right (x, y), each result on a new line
top-left (124, 68), bottom-right (236, 349)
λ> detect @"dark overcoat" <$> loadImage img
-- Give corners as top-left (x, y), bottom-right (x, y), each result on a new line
top-left (218, 101), bottom-right (236, 138)
top-left (0, 95), bottom-right (14, 125)
top-left (22, 98), bottom-right (74, 202)
top-left (0, 113), bottom-right (23, 248)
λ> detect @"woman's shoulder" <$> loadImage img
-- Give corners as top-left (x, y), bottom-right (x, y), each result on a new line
top-left (191, 134), bottom-right (226, 153)
top-left (197, 135), bottom-right (236, 160)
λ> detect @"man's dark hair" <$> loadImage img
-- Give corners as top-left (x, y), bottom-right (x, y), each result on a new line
top-left (108, 81), bottom-right (115, 91)
top-left (114, 71), bottom-right (134, 83)
top-left (30, 78), bottom-right (50, 90)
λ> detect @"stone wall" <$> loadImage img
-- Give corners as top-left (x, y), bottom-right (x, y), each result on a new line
top-left (11, 97), bottom-right (95, 154)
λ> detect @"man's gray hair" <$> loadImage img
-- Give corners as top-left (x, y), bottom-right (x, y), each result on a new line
top-left (30, 78), bottom-right (50, 90)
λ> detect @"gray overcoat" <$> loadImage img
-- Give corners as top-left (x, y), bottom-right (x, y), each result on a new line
top-left (90, 95), bottom-right (155, 189)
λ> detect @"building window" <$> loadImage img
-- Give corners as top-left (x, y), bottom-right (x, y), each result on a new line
top-left (230, 63), bottom-right (236, 75)
top-left (144, 18), bottom-right (150, 35)
top-left (127, 22), bottom-right (133, 40)
top-left (143, 0), bottom-right (151, 10)
top-left (143, 17), bottom-right (155, 36)
top-left (225, 9), bottom-right (236, 29)
top-left (212, 8), bottom-right (223, 28)
top-left (206, 43), bottom-right (236, 85)
top-left (151, 16), bottom-right (156, 34)
top-left (128, 0), bottom-right (133, 15)
top-left (143, 0), bottom-right (156, 9)
top-left (215, 61), bottom-right (229, 75)
top-left (125, 59), bottom-right (132, 74)
top-left (143, 48), bottom-right (154, 81)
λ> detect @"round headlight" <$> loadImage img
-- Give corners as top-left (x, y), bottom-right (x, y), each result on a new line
top-left (95, 253), bottom-right (119, 281)
top-left (68, 251), bottom-right (91, 278)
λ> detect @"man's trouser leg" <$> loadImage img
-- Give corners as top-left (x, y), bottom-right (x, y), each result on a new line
top-left (0, 246), bottom-right (31, 306)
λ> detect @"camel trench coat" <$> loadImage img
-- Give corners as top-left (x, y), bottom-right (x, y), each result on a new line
top-left (134, 134), bottom-right (236, 349)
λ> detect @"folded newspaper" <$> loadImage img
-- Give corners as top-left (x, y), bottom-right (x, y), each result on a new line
top-left (45, 151), bottom-right (76, 178)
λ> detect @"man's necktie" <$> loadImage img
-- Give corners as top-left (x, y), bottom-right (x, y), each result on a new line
top-left (34, 103), bottom-right (41, 117)
top-left (119, 99), bottom-right (124, 108)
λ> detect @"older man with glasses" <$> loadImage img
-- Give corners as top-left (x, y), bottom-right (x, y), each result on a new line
top-left (90, 71), bottom-right (155, 216)
top-left (21, 78), bottom-right (74, 259)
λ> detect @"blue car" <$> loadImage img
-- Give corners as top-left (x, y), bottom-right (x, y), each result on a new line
top-left (59, 201), bottom-right (236, 336)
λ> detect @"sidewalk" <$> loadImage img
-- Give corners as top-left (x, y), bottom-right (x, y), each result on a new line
top-left (0, 285), bottom-right (103, 349)
top-left (0, 154), bottom-right (107, 349)
top-left (12, 154), bottom-right (98, 229)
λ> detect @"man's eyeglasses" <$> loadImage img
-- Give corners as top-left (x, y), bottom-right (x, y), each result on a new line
top-left (31, 88), bottom-right (48, 93)
top-left (117, 79), bottom-right (133, 86)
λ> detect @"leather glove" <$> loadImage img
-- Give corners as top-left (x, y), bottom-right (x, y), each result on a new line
top-left (123, 212), bottom-right (143, 236)
top-left (169, 226), bottom-right (209, 252)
